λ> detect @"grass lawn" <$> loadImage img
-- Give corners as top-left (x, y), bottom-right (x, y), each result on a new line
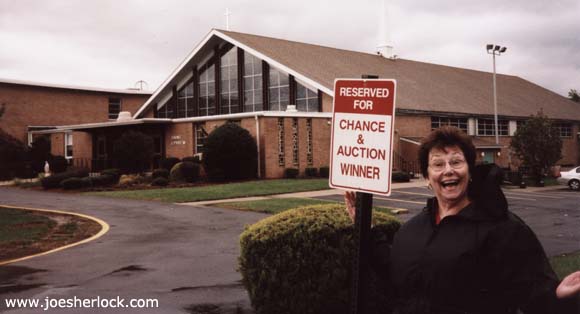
top-left (0, 207), bottom-right (55, 245)
top-left (550, 251), bottom-right (580, 279)
top-left (219, 197), bottom-right (399, 215)
top-left (85, 179), bottom-right (330, 203)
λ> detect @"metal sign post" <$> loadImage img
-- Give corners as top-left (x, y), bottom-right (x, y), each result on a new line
top-left (350, 192), bottom-right (373, 314)
top-left (328, 76), bottom-right (396, 314)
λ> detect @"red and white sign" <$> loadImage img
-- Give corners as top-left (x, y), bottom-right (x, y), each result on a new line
top-left (329, 79), bottom-right (396, 196)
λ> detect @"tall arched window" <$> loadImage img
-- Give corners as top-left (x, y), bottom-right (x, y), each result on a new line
top-left (220, 47), bottom-right (239, 114)
top-left (198, 62), bottom-right (216, 116)
top-left (243, 51), bottom-right (263, 112)
top-left (177, 81), bottom-right (194, 118)
top-left (269, 67), bottom-right (289, 111)
top-left (296, 81), bottom-right (318, 112)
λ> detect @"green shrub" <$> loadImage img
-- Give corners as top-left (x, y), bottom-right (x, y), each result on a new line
top-left (61, 177), bottom-right (86, 190)
top-left (305, 167), bottom-right (318, 177)
top-left (41, 169), bottom-right (89, 189)
top-left (319, 166), bottom-right (330, 178)
top-left (161, 157), bottom-right (181, 171)
top-left (182, 156), bottom-right (202, 164)
top-left (151, 177), bottom-right (169, 186)
top-left (203, 123), bottom-right (258, 181)
top-left (284, 168), bottom-right (299, 179)
top-left (170, 162), bottom-right (200, 183)
top-left (112, 131), bottom-right (154, 173)
top-left (90, 174), bottom-right (116, 187)
top-left (29, 136), bottom-right (52, 174)
top-left (49, 156), bottom-right (68, 173)
top-left (101, 168), bottom-right (121, 182)
top-left (239, 204), bottom-right (400, 314)
top-left (0, 129), bottom-right (28, 180)
top-left (391, 171), bottom-right (410, 182)
top-left (152, 168), bottom-right (170, 179)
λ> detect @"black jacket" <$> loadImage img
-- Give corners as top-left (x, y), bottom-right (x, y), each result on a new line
top-left (373, 165), bottom-right (578, 314)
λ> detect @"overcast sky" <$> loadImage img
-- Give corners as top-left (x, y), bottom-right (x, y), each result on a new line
top-left (0, 0), bottom-right (578, 97)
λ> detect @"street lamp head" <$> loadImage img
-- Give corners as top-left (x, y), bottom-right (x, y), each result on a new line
top-left (486, 44), bottom-right (493, 51)
top-left (499, 47), bottom-right (507, 53)
top-left (494, 45), bottom-right (500, 51)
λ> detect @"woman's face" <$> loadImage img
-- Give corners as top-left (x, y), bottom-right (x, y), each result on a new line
top-left (427, 145), bottom-right (470, 205)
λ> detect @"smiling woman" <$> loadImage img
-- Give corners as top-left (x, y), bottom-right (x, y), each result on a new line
top-left (345, 126), bottom-right (580, 313)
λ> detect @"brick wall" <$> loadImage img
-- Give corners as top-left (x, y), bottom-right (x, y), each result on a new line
top-left (165, 123), bottom-right (194, 159)
top-left (0, 82), bottom-right (149, 144)
top-left (50, 133), bottom-right (65, 156)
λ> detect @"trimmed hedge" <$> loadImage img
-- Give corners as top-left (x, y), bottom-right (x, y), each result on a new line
top-left (284, 168), bottom-right (299, 179)
top-left (391, 171), bottom-right (411, 183)
top-left (319, 166), bottom-right (329, 178)
top-left (305, 167), bottom-right (318, 177)
top-left (203, 123), bottom-right (258, 181)
top-left (239, 204), bottom-right (400, 314)
top-left (151, 177), bottom-right (169, 186)
top-left (161, 157), bottom-right (181, 171)
top-left (101, 168), bottom-right (121, 182)
top-left (152, 168), bottom-right (170, 180)
top-left (61, 177), bottom-right (86, 190)
top-left (41, 169), bottom-right (89, 189)
top-left (169, 162), bottom-right (200, 183)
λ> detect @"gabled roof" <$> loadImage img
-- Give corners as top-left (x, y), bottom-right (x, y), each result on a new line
top-left (135, 29), bottom-right (580, 121)
top-left (0, 78), bottom-right (152, 95)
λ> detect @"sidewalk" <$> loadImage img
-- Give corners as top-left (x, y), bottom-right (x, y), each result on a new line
top-left (180, 178), bottom-right (429, 207)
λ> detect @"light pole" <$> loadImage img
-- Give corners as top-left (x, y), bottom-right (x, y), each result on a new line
top-left (486, 44), bottom-right (507, 145)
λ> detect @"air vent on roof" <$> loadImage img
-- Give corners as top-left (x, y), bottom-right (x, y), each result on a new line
top-left (116, 111), bottom-right (133, 122)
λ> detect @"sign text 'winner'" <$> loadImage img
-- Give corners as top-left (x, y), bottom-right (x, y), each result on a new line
top-left (329, 79), bottom-right (396, 196)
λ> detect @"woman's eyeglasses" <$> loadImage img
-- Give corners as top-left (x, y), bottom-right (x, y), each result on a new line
top-left (429, 159), bottom-right (466, 172)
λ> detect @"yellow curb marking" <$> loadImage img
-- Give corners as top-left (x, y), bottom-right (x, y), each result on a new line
top-left (0, 204), bottom-right (110, 266)
top-left (392, 190), bottom-right (433, 197)
top-left (503, 191), bottom-right (561, 199)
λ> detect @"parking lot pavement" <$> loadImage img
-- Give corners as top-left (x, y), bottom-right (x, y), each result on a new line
top-left (0, 187), bottom-right (267, 314)
top-left (314, 186), bottom-right (580, 257)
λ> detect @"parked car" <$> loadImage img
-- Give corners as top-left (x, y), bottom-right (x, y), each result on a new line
top-left (557, 166), bottom-right (580, 191)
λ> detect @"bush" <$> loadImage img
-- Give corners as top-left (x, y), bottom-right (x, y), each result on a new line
top-left (161, 157), bottom-right (181, 171)
top-left (61, 177), bottom-right (86, 190)
top-left (284, 168), bottom-right (299, 179)
top-left (41, 169), bottom-right (89, 189)
top-left (170, 162), bottom-right (200, 183)
top-left (0, 129), bottom-right (28, 180)
top-left (239, 204), bottom-right (400, 314)
top-left (101, 168), bottom-right (121, 182)
top-left (305, 167), bottom-right (318, 177)
top-left (49, 156), bottom-right (68, 173)
top-left (319, 166), bottom-right (330, 178)
top-left (391, 171), bottom-right (410, 182)
top-left (152, 168), bottom-right (170, 179)
top-left (29, 136), bottom-right (52, 174)
top-left (112, 131), bottom-right (154, 173)
top-left (90, 174), bottom-right (116, 187)
top-left (151, 177), bottom-right (169, 187)
top-left (182, 156), bottom-right (202, 164)
top-left (203, 123), bottom-right (258, 181)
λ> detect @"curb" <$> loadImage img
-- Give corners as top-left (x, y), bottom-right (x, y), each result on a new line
top-left (0, 205), bottom-right (110, 266)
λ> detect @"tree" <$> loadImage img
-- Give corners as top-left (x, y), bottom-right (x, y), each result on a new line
top-left (510, 111), bottom-right (562, 182)
top-left (569, 89), bottom-right (580, 103)
top-left (112, 131), bottom-right (154, 173)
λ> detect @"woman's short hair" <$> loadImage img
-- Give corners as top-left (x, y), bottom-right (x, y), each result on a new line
top-left (418, 126), bottom-right (476, 178)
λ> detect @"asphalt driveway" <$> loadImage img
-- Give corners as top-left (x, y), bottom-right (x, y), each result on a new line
top-left (0, 187), bottom-right (267, 314)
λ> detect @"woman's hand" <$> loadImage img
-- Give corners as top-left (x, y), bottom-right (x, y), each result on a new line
top-left (556, 271), bottom-right (580, 299)
top-left (344, 191), bottom-right (356, 222)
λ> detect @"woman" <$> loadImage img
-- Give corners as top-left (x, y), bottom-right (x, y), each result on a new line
top-left (345, 126), bottom-right (580, 313)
